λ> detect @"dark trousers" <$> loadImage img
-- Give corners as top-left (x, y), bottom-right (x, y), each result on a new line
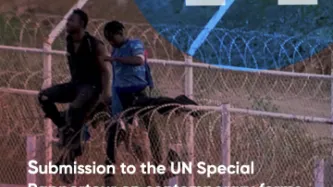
top-left (103, 93), bottom-right (197, 183)
top-left (38, 82), bottom-right (100, 139)
top-left (38, 82), bottom-right (101, 184)
top-left (105, 89), bottom-right (146, 174)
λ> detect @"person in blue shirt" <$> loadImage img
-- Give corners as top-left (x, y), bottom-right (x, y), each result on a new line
top-left (104, 21), bottom-right (153, 116)
top-left (102, 20), bottom-right (154, 186)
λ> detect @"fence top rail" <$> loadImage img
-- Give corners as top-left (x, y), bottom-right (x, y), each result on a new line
top-left (0, 45), bottom-right (331, 80)
top-left (149, 59), bottom-right (333, 80)
top-left (0, 88), bottom-right (39, 95)
top-left (0, 45), bottom-right (66, 55)
top-left (181, 104), bottom-right (333, 124)
top-left (0, 87), bottom-right (331, 124)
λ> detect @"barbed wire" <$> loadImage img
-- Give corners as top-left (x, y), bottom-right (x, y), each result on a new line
top-left (0, 51), bottom-right (330, 118)
top-left (0, 13), bottom-right (333, 185)
top-left (0, 103), bottom-right (332, 185)
top-left (0, 14), bottom-right (332, 70)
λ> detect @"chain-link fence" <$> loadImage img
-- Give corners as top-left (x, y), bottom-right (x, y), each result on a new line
top-left (0, 12), bottom-right (333, 186)
top-left (1, 99), bottom-right (333, 186)
top-left (1, 14), bottom-right (331, 116)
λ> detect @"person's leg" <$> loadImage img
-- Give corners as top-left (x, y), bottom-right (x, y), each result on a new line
top-left (103, 90), bottom-right (144, 186)
top-left (58, 84), bottom-right (100, 184)
top-left (39, 83), bottom-right (77, 184)
top-left (63, 84), bottom-right (100, 154)
top-left (67, 85), bottom-right (100, 129)
top-left (64, 84), bottom-right (100, 149)
top-left (118, 92), bottom-right (137, 110)
top-left (38, 83), bottom-right (76, 128)
top-left (131, 92), bottom-right (184, 184)
top-left (86, 100), bottom-right (111, 128)
top-left (118, 90), bottom-right (147, 124)
top-left (104, 123), bottom-right (118, 186)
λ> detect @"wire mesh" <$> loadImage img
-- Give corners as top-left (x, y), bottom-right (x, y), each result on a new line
top-left (0, 14), bottom-right (330, 115)
top-left (0, 13), bottom-right (332, 186)
top-left (1, 100), bottom-right (333, 186)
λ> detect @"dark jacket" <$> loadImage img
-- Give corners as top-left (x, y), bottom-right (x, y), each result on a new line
top-left (66, 32), bottom-right (103, 88)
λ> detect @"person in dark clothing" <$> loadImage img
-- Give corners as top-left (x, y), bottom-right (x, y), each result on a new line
top-left (37, 9), bottom-right (111, 184)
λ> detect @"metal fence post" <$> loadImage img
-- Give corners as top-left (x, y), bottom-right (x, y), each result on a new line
top-left (183, 55), bottom-right (195, 186)
top-left (314, 158), bottom-right (324, 187)
top-left (40, 1), bottom-right (89, 185)
top-left (330, 67), bottom-right (333, 184)
top-left (168, 54), bottom-right (194, 186)
top-left (42, 42), bottom-right (53, 186)
top-left (221, 104), bottom-right (231, 186)
top-left (26, 136), bottom-right (36, 185)
top-left (184, 55), bottom-right (193, 98)
top-left (322, 66), bottom-right (333, 187)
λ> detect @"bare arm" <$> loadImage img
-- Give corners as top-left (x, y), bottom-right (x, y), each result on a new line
top-left (113, 56), bottom-right (144, 65)
top-left (96, 42), bottom-right (112, 99)
top-left (106, 40), bottom-right (145, 65)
